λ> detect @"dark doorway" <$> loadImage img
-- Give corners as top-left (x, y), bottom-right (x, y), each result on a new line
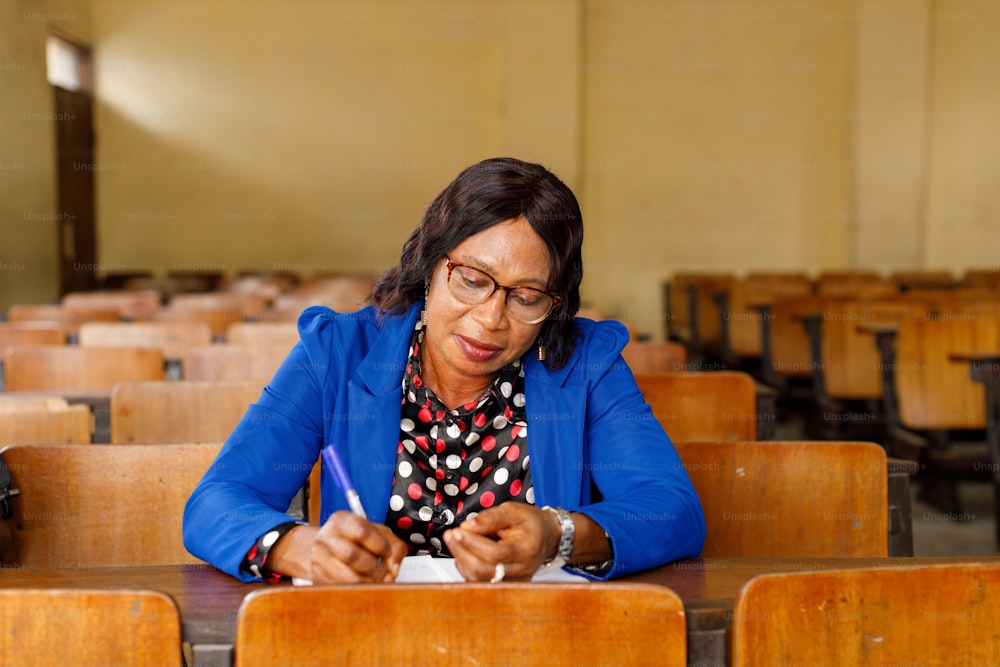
top-left (48, 34), bottom-right (97, 295)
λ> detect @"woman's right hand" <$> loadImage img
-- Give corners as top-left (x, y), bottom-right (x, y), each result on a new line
top-left (269, 511), bottom-right (408, 583)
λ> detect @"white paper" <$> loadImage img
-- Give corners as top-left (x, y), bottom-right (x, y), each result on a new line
top-left (293, 554), bottom-right (589, 586)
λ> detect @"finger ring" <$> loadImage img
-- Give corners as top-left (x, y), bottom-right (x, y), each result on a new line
top-left (490, 562), bottom-right (506, 584)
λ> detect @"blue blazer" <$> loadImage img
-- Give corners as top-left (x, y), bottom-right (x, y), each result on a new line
top-left (183, 302), bottom-right (705, 581)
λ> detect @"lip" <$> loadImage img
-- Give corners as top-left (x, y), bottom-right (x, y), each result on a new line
top-left (455, 334), bottom-right (503, 362)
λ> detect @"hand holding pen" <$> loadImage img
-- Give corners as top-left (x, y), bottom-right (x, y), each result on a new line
top-left (305, 444), bottom-right (407, 583)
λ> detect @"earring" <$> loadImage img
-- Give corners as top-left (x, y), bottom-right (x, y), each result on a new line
top-left (420, 279), bottom-right (429, 326)
top-left (536, 342), bottom-right (546, 361)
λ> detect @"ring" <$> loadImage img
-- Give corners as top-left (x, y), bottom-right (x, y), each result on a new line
top-left (490, 562), bottom-right (506, 584)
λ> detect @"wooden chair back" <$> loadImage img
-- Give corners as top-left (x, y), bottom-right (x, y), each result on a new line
top-left (235, 583), bottom-right (686, 667)
top-left (181, 345), bottom-right (289, 381)
top-left (4, 345), bottom-right (165, 392)
top-left (820, 300), bottom-right (927, 399)
top-left (0, 404), bottom-right (92, 444)
top-left (110, 379), bottom-right (265, 444)
top-left (169, 292), bottom-right (269, 317)
top-left (635, 371), bottom-right (758, 441)
top-left (768, 294), bottom-right (828, 379)
top-left (732, 562), bottom-right (1000, 665)
top-left (61, 289), bottom-right (162, 319)
top-left (895, 316), bottom-right (1000, 429)
top-left (0, 442), bottom-right (222, 566)
top-left (78, 320), bottom-right (213, 360)
top-left (721, 272), bottom-right (813, 358)
top-left (674, 440), bottom-right (888, 557)
top-left (0, 323), bottom-right (65, 355)
top-left (6, 304), bottom-right (121, 339)
top-left (225, 321), bottom-right (300, 349)
top-left (621, 340), bottom-right (687, 373)
top-left (154, 305), bottom-right (245, 339)
top-left (0, 589), bottom-right (182, 665)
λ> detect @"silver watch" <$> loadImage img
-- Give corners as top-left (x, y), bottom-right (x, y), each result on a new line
top-left (541, 506), bottom-right (575, 568)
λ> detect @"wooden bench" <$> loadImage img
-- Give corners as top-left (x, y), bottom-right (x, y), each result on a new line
top-left (732, 562), bottom-right (1000, 666)
top-left (0, 589), bottom-right (182, 665)
top-left (235, 583), bottom-right (686, 667)
top-left (61, 289), bottom-right (162, 319)
top-left (0, 442), bottom-right (221, 567)
top-left (6, 303), bottom-right (121, 341)
top-left (675, 440), bottom-right (890, 557)
top-left (0, 322), bottom-right (66, 392)
top-left (110, 379), bottom-right (265, 444)
top-left (621, 340), bottom-right (687, 373)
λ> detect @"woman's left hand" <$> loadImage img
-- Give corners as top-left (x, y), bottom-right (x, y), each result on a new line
top-left (443, 502), bottom-right (561, 582)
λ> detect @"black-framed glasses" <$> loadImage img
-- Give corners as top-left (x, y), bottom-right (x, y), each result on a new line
top-left (445, 257), bottom-right (561, 324)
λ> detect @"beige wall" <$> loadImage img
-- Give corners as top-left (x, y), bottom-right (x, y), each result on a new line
top-left (3, 1), bottom-right (1000, 337)
top-left (0, 0), bottom-right (92, 309)
top-left (924, 0), bottom-right (1000, 271)
top-left (90, 0), bottom-right (580, 280)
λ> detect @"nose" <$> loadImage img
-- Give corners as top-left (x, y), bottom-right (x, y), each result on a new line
top-left (470, 288), bottom-right (509, 329)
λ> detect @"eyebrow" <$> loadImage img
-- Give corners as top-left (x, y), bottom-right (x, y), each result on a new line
top-left (454, 255), bottom-right (550, 289)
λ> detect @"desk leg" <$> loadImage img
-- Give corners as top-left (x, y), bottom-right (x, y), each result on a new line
top-left (887, 465), bottom-right (915, 556)
top-left (190, 643), bottom-right (233, 667)
top-left (687, 627), bottom-right (726, 667)
top-left (969, 365), bottom-right (1000, 545)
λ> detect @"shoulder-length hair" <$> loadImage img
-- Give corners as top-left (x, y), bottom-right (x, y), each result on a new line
top-left (372, 157), bottom-right (583, 369)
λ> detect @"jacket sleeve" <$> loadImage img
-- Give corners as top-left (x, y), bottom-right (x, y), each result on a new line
top-left (182, 308), bottom-right (337, 581)
top-left (569, 321), bottom-right (706, 578)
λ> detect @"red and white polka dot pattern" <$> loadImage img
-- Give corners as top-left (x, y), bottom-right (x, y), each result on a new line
top-left (386, 321), bottom-right (533, 555)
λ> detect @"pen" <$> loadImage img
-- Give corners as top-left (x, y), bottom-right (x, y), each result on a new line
top-left (320, 444), bottom-right (368, 520)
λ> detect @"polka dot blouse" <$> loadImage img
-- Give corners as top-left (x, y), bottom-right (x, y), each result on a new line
top-left (386, 319), bottom-right (533, 555)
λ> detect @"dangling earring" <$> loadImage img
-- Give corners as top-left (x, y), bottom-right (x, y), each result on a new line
top-left (420, 279), bottom-right (429, 326)
top-left (536, 340), bottom-right (546, 361)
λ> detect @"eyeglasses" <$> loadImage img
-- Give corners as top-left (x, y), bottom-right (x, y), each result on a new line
top-left (444, 257), bottom-right (561, 324)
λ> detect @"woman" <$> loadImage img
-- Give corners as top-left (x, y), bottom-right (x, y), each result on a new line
top-left (183, 157), bottom-right (705, 583)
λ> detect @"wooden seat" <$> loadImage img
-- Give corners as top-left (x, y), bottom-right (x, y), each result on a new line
top-left (675, 440), bottom-right (888, 557)
top-left (0, 322), bottom-right (66, 350)
top-left (235, 583), bottom-right (686, 667)
top-left (634, 371), bottom-right (758, 441)
top-left (0, 442), bottom-right (221, 566)
top-left (169, 292), bottom-right (269, 317)
top-left (78, 320), bottom-right (213, 360)
top-left (225, 321), bottom-right (300, 349)
top-left (0, 404), bottom-right (92, 444)
top-left (181, 344), bottom-right (289, 381)
top-left (154, 305), bottom-right (245, 340)
top-left (61, 289), bottom-right (162, 319)
top-left (110, 379), bottom-right (265, 444)
top-left (0, 589), bottom-right (182, 665)
top-left (732, 562), bottom-right (1000, 666)
top-left (621, 340), bottom-right (687, 373)
top-left (4, 345), bottom-right (165, 392)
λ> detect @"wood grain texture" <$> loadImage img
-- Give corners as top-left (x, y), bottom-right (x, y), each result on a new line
top-left (0, 442), bottom-right (221, 567)
top-left (731, 562), bottom-right (1000, 666)
top-left (235, 583), bottom-right (686, 667)
top-left (0, 589), bottom-right (182, 666)
top-left (622, 340), bottom-right (687, 373)
top-left (78, 320), bottom-right (212, 360)
top-left (181, 344), bottom-right (291, 381)
top-left (635, 371), bottom-right (757, 441)
top-left (675, 440), bottom-right (888, 557)
top-left (110, 379), bottom-right (265, 444)
top-left (4, 345), bottom-right (165, 392)
top-left (896, 316), bottom-right (1000, 429)
top-left (0, 404), bottom-right (92, 444)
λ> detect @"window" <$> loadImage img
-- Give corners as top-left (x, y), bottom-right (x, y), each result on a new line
top-left (46, 33), bottom-right (92, 92)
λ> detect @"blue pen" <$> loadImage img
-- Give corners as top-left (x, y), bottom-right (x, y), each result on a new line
top-left (321, 444), bottom-right (368, 520)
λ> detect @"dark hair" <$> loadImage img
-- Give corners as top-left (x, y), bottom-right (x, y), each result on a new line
top-left (372, 157), bottom-right (583, 369)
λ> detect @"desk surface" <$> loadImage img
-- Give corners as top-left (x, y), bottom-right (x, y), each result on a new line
top-left (1, 557), bottom-right (996, 667)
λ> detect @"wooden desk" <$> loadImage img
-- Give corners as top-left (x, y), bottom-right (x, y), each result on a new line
top-left (3, 390), bottom-right (111, 443)
top-left (0, 557), bottom-right (991, 667)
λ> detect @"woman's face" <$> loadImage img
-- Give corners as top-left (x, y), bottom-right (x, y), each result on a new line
top-left (422, 215), bottom-right (552, 388)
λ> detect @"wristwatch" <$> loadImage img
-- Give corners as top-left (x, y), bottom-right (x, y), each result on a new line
top-left (540, 506), bottom-right (575, 569)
